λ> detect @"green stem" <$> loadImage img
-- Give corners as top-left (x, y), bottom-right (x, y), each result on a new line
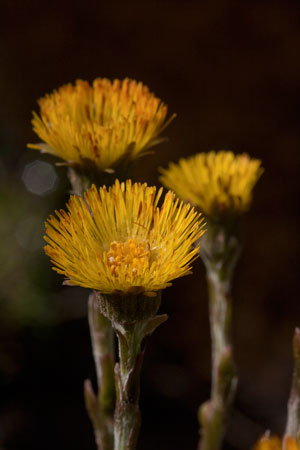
top-left (198, 222), bottom-right (240, 450)
top-left (88, 292), bottom-right (115, 412)
top-left (199, 271), bottom-right (236, 450)
top-left (96, 291), bottom-right (167, 450)
top-left (84, 292), bottom-right (115, 450)
top-left (113, 323), bottom-right (144, 450)
top-left (208, 272), bottom-right (232, 399)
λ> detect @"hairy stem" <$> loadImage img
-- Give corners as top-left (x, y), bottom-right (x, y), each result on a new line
top-left (198, 222), bottom-right (240, 450)
top-left (113, 323), bottom-right (144, 450)
top-left (85, 292), bottom-right (115, 450)
top-left (96, 291), bottom-right (167, 450)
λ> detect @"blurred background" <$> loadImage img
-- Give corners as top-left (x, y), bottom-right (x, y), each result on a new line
top-left (0, 0), bottom-right (299, 448)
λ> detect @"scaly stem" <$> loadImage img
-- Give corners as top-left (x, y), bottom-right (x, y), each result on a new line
top-left (84, 293), bottom-right (116, 450)
top-left (84, 292), bottom-right (115, 450)
top-left (199, 270), bottom-right (236, 450)
top-left (96, 291), bottom-right (167, 450)
top-left (113, 322), bottom-right (144, 450)
top-left (88, 293), bottom-right (115, 413)
top-left (198, 221), bottom-right (240, 450)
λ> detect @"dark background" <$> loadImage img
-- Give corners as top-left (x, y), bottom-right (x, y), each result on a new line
top-left (0, 0), bottom-right (299, 448)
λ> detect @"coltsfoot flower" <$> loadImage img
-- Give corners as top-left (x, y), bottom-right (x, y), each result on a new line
top-left (28, 78), bottom-right (175, 172)
top-left (160, 151), bottom-right (263, 219)
top-left (44, 179), bottom-right (205, 296)
top-left (254, 435), bottom-right (300, 450)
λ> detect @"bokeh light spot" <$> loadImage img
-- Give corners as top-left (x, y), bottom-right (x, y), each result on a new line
top-left (22, 160), bottom-right (58, 196)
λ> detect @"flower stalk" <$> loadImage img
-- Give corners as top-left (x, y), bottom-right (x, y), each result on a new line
top-left (198, 221), bottom-right (240, 450)
top-left (96, 291), bottom-right (168, 450)
top-left (84, 292), bottom-right (115, 450)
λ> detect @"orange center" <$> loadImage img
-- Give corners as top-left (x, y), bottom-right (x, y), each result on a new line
top-left (107, 239), bottom-right (150, 277)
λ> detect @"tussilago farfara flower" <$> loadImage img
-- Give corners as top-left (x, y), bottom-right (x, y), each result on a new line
top-left (44, 180), bottom-right (205, 296)
top-left (159, 151), bottom-right (263, 219)
top-left (253, 435), bottom-right (300, 450)
top-left (28, 78), bottom-right (174, 172)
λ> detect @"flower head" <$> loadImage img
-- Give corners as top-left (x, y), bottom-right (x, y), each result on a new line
top-left (254, 435), bottom-right (300, 450)
top-left (44, 180), bottom-right (205, 296)
top-left (160, 151), bottom-right (263, 220)
top-left (28, 78), bottom-right (174, 172)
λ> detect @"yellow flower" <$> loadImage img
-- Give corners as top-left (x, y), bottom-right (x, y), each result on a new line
top-left (159, 151), bottom-right (263, 219)
top-left (44, 179), bottom-right (205, 296)
top-left (28, 78), bottom-right (175, 172)
top-left (253, 435), bottom-right (300, 450)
